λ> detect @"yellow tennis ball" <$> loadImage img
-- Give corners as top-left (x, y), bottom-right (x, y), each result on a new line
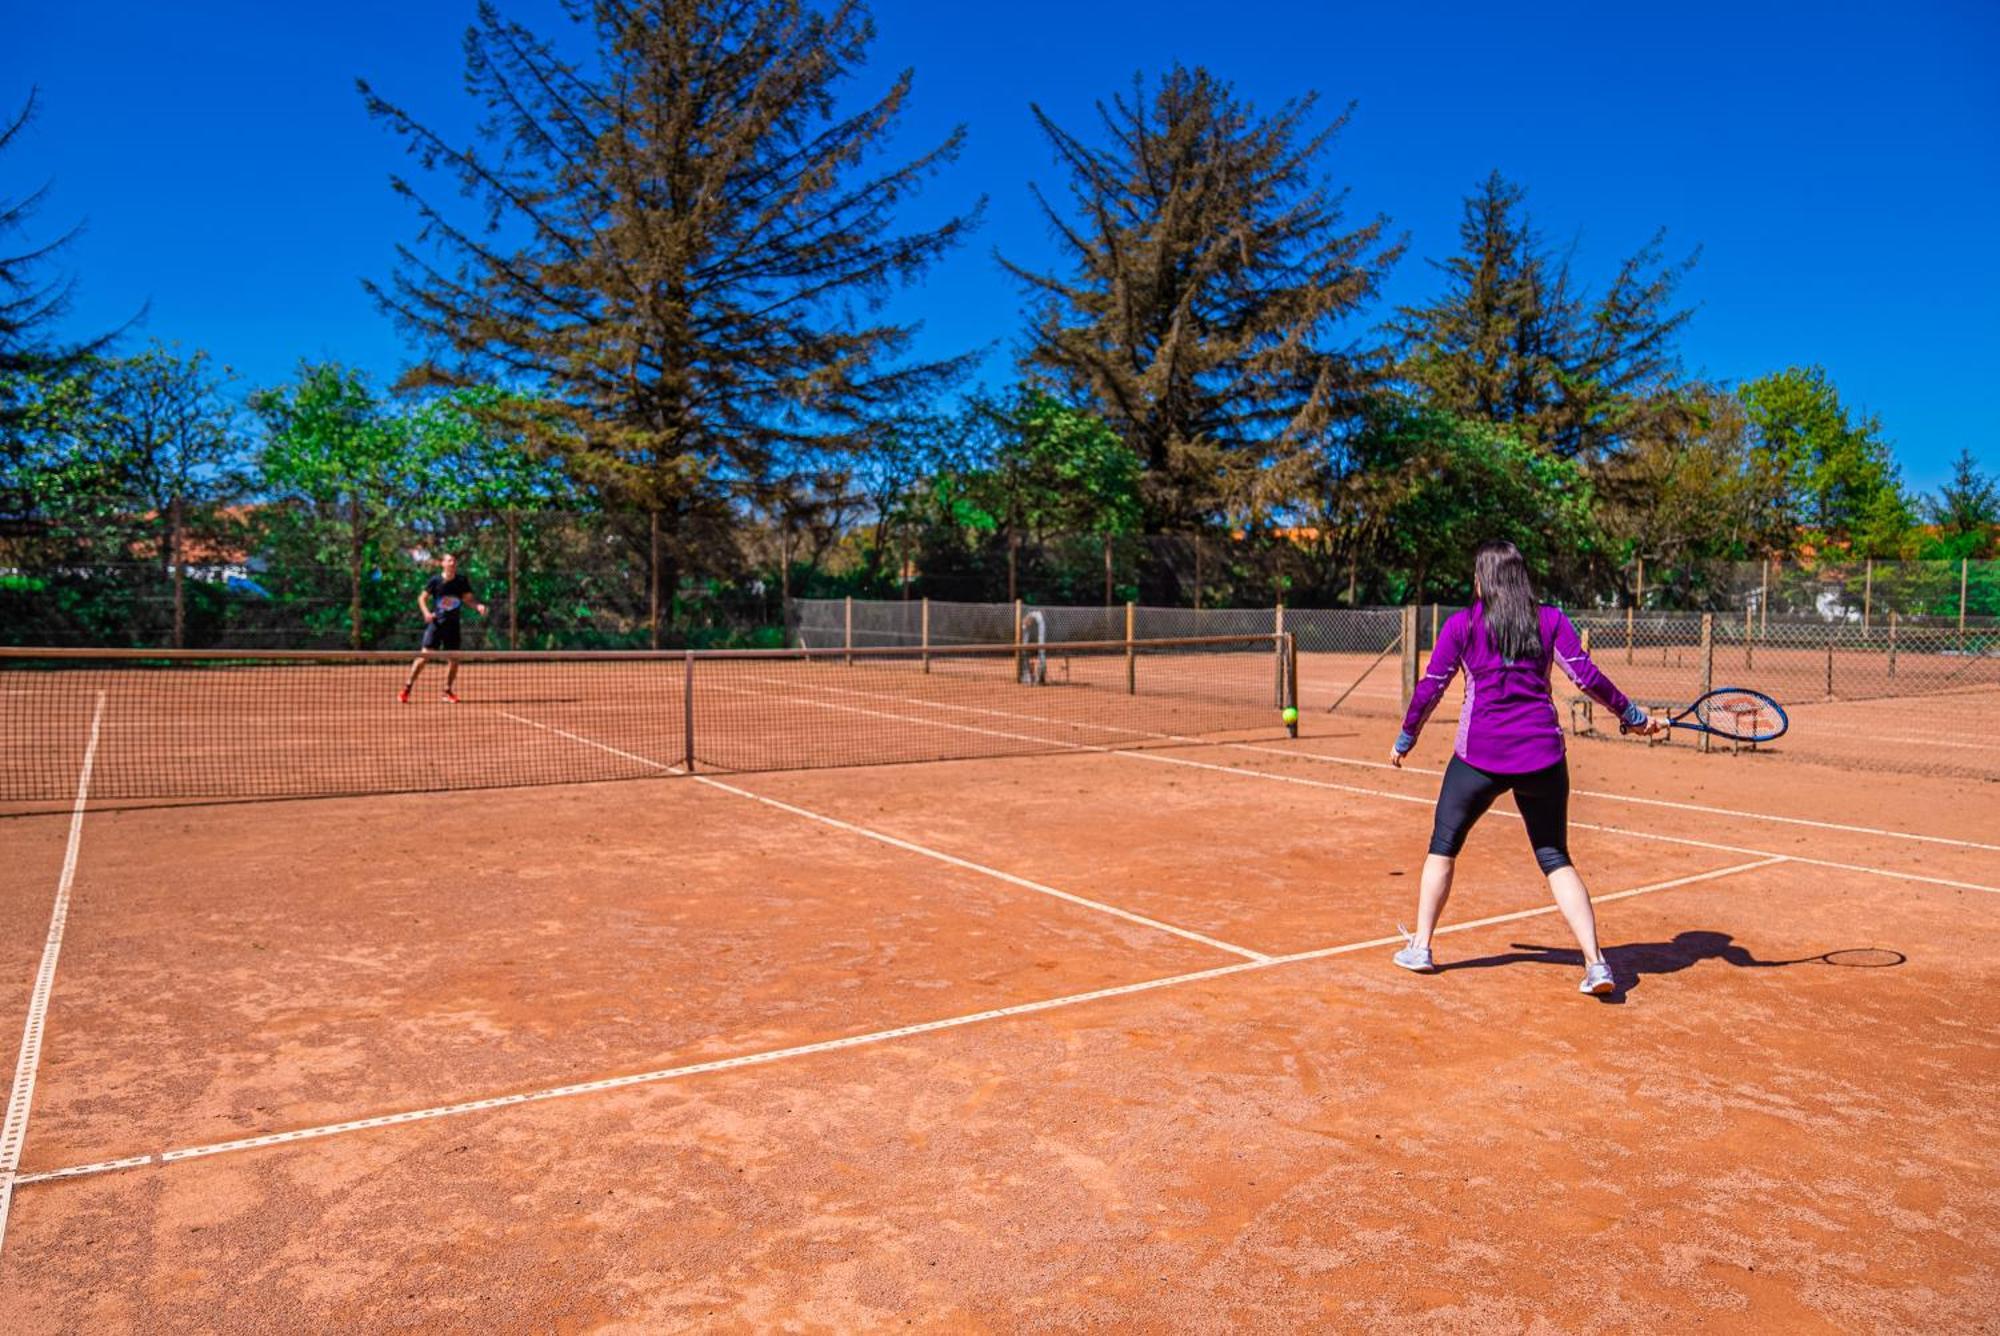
top-left (1281, 706), bottom-right (1299, 724)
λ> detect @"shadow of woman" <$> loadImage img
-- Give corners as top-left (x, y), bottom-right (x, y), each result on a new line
top-left (1438, 931), bottom-right (1905, 1002)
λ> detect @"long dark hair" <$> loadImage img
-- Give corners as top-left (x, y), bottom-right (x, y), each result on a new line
top-left (1475, 540), bottom-right (1542, 662)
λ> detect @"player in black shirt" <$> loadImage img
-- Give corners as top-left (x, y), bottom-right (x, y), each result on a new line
top-left (399, 553), bottom-right (488, 703)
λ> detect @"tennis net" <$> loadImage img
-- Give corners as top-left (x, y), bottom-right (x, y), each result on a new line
top-left (1, 635), bottom-right (1297, 806)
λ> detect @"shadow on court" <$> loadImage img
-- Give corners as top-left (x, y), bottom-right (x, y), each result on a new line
top-left (1440, 930), bottom-right (1907, 1003)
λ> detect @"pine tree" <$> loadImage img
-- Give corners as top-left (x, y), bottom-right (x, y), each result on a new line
top-left (1001, 66), bottom-right (1398, 532)
top-left (1927, 449), bottom-right (1998, 558)
top-left (1395, 171), bottom-right (1695, 462)
top-left (359, 0), bottom-right (980, 640)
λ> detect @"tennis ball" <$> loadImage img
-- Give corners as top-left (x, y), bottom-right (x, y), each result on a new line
top-left (1281, 706), bottom-right (1299, 724)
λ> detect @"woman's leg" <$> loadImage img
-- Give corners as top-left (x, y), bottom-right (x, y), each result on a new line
top-left (1411, 853), bottom-right (1456, 948)
top-left (1412, 757), bottom-right (1502, 948)
top-left (1514, 760), bottom-right (1605, 967)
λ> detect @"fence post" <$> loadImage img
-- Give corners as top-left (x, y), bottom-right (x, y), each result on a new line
top-left (168, 494), bottom-right (186, 649)
top-left (1888, 610), bottom-right (1898, 679)
top-left (1698, 613), bottom-right (1714, 754)
top-left (1400, 605), bottom-right (1419, 711)
top-left (1825, 625), bottom-right (1835, 699)
top-left (683, 649), bottom-right (696, 774)
top-left (1625, 605), bottom-right (1634, 664)
top-left (1013, 598), bottom-right (1024, 683)
top-left (502, 511), bottom-right (519, 649)
top-left (1863, 558), bottom-right (1873, 630)
top-left (921, 596), bottom-right (931, 674)
top-left (1760, 558), bottom-right (1770, 636)
top-left (1962, 558), bottom-right (1971, 644)
top-left (1273, 602), bottom-right (1286, 707)
top-left (1744, 602), bottom-right (1754, 671)
top-left (843, 595), bottom-right (853, 666)
top-left (1125, 600), bottom-right (1136, 695)
top-left (649, 508), bottom-right (662, 651)
top-left (1429, 602), bottom-right (1439, 652)
top-left (1283, 633), bottom-right (1299, 738)
top-left (1103, 532), bottom-right (1113, 608)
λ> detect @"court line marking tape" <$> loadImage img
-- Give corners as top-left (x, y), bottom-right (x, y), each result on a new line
top-left (0, 692), bottom-right (104, 1259)
top-left (10, 857), bottom-right (1773, 1190)
top-left (742, 670), bottom-right (1997, 853)
top-left (721, 684), bottom-right (2000, 896)
top-left (499, 711), bottom-right (1266, 963)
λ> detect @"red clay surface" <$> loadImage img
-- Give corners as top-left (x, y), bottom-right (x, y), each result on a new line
top-left (0, 673), bottom-right (1995, 1331)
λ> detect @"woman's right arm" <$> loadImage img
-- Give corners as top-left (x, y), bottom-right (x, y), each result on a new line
top-left (1392, 615), bottom-right (1465, 764)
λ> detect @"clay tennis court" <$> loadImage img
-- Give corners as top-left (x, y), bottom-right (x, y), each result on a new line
top-left (0, 643), bottom-right (1995, 1330)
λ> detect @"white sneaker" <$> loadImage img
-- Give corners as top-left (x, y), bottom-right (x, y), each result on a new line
top-left (1393, 925), bottom-right (1436, 974)
top-left (1579, 960), bottom-right (1615, 995)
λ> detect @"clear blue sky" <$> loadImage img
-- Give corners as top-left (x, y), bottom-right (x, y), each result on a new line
top-left (5, 0), bottom-right (1994, 493)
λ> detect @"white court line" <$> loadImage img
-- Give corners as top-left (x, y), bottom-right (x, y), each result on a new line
top-left (724, 683), bottom-right (2000, 895)
top-left (10, 857), bottom-right (1773, 1189)
top-left (499, 712), bottom-right (1265, 963)
top-left (0, 692), bottom-right (104, 1259)
top-left (758, 671), bottom-right (1997, 853)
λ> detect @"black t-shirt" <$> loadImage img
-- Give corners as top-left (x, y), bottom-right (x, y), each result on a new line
top-left (426, 573), bottom-right (474, 622)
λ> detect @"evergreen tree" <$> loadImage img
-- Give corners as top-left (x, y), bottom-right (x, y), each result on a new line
top-left (1394, 171), bottom-right (1695, 462)
top-left (360, 0), bottom-right (980, 640)
top-left (1926, 448), bottom-right (1998, 558)
top-left (1001, 66), bottom-right (1398, 532)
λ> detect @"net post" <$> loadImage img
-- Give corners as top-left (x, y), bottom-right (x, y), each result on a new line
top-left (921, 597), bottom-right (931, 674)
top-left (843, 596), bottom-right (853, 666)
top-left (1698, 613), bottom-right (1714, 755)
top-left (683, 649), bottom-right (696, 774)
top-left (1399, 605), bottom-right (1419, 711)
top-left (1284, 632), bottom-right (1299, 738)
top-left (1888, 610), bottom-right (1898, 679)
top-left (1125, 601), bottom-right (1136, 695)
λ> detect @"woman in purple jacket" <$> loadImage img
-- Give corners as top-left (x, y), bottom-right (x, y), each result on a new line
top-left (1389, 541), bottom-right (1660, 995)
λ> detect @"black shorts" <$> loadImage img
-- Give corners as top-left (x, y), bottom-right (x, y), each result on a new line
top-left (1428, 754), bottom-right (1572, 874)
top-left (421, 618), bottom-right (462, 652)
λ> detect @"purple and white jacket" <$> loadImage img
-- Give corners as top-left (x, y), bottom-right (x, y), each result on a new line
top-left (1396, 604), bottom-right (1647, 773)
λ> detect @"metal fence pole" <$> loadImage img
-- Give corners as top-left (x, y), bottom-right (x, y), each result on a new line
top-left (1744, 602), bottom-right (1753, 671)
top-left (1013, 598), bottom-right (1024, 682)
top-left (1962, 558), bottom-right (1971, 644)
top-left (683, 649), bottom-right (696, 773)
top-left (1699, 613), bottom-right (1714, 754)
top-left (1888, 610), bottom-right (1898, 679)
top-left (1625, 605), bottom-right (1634, 664)
top-left (1283, 632), bottom-right (1299, 738)
top-left (1125, 600), bottom-right (1136, 695)
top-left (1863, 558), bottom-right (1873, 630)
top-left (1825, 625), bottom-right (1835, 699)
top-left (921, 596), bottom-right (931, 674)
top-left (1273, 602), bottom-right (1285, 706)
top-left (843, 595), bottom-right (853, 666)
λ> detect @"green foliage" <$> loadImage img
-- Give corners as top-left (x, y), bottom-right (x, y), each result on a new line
top-left (1738, 366), bottom-right (1915, 555)
top-left (1923, 449), bottom-right (1998, 559)
top-left (1347, 402), bottom-right (1602, 601)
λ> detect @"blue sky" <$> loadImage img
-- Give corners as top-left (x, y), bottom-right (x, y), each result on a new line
top-left (5, 0), bottom-right (1994, 493)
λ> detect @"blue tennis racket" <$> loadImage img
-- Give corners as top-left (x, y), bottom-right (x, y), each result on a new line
top-left (1622, 687), bottom-right (1788, 742)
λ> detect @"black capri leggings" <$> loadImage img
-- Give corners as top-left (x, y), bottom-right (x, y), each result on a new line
top-left (1428, 754), bottom-right (1573, 874)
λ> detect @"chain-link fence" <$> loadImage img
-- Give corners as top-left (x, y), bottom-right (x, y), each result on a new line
top-left (792, 597), bottom-right (2000, 781)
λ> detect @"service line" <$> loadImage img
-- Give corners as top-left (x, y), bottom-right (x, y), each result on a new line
top-left (11, 857), bottom-right (1773, 1190)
